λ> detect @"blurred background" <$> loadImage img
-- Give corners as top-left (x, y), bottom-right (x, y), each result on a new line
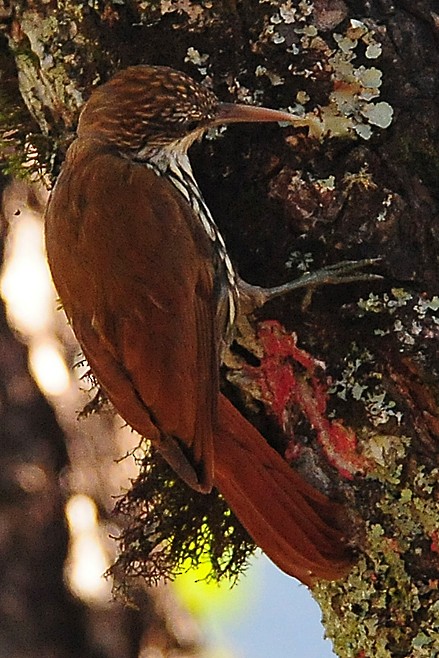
top-left (174, 553), bottom-right (336, 657)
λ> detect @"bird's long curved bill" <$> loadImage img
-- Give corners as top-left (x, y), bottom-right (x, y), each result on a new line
top-left (216, 102), bottom-right (298, 125)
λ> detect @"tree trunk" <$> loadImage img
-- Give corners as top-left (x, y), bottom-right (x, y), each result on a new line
top-left (1, 1), bottom-right (439, 656)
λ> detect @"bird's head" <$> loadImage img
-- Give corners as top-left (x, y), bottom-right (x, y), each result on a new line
top-left (77, 65), bottom-right (296, 158)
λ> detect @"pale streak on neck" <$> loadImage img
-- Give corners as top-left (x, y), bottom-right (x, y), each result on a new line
top-left (138, 129), bottom-right (203, 171)
top-left (138, 133), bottom-right (239, 329)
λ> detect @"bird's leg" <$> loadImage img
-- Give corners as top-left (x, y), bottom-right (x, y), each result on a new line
top-left (237, 258), bottom-right (383, 313)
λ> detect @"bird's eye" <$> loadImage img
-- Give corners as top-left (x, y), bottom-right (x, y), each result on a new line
top-left (184, 119), bottom-right (200, 132)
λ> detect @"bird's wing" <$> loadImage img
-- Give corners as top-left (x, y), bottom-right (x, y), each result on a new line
top-left (45, 141), bottom-right (218, 491)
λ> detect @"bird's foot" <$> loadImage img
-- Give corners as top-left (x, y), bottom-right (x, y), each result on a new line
top-left (238, 258), bottom-right (383, 312)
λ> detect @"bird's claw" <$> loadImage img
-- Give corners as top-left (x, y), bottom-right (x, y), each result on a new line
top-left (291, 257), bottom-right (384, 288)
top-left (238, 257), bottom-right (384, 311)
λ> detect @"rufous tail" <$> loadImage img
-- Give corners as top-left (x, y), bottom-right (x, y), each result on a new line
top-left (213, 394), bottom-right (353, 587)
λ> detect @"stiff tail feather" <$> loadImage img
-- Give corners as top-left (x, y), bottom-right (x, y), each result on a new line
top-left (213, 394), bottom-right (353, 586)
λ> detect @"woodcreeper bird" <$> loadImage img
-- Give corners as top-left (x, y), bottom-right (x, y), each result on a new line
top-left (45, 65), bottom-right (358, 585)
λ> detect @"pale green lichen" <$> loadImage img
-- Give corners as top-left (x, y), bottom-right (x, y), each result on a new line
top-left (360, 101), bottom-right (393, 129)
top-left (13, 11), bottom-right (85, 133)
top-left (366, 391), bottom-right (403, 427)
top-left (329, 344), bottom-right (375, 399)
top-left (184, 47), bottom-right (210, 76)
top-left (160, 0), bottom-right (205, 20)
top-left (312, 418), bottom-right (439, 656)
top-left (255, 64), bottom-right (285, 86)
top-left (363, 433), bottom-right (410, 484)
top-left (414, 296), bottom-right (439, 317)
top-left (357, 289), bottom-right (414, 315)
top-left (357, 289), bottom-right (439, 349)
top-left (365, 42), bottom-right (383, 59)
top-left (326, 21), bottom-right (394, 140)
top-left (285, 250), bottom-right (315, 272)
top-left (329, 343), bottom-right (404, 427)
top-left (319, 283), bottom-right (439, 654)
top-left (314, 477), bottom-right (439, 657)
top-left (376, 192), bottom-right (395, 222)
top-left (259, 5), bottom-right (394, 142)
top-left (0, 72), bottom-right (54, 179)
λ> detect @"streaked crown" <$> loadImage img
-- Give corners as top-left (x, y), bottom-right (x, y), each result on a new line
top-left (78, 65), bottom-right (219, 154)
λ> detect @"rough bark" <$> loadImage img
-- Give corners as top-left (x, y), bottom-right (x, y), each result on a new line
top-left (1, 1), bottom-right (439, 657)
